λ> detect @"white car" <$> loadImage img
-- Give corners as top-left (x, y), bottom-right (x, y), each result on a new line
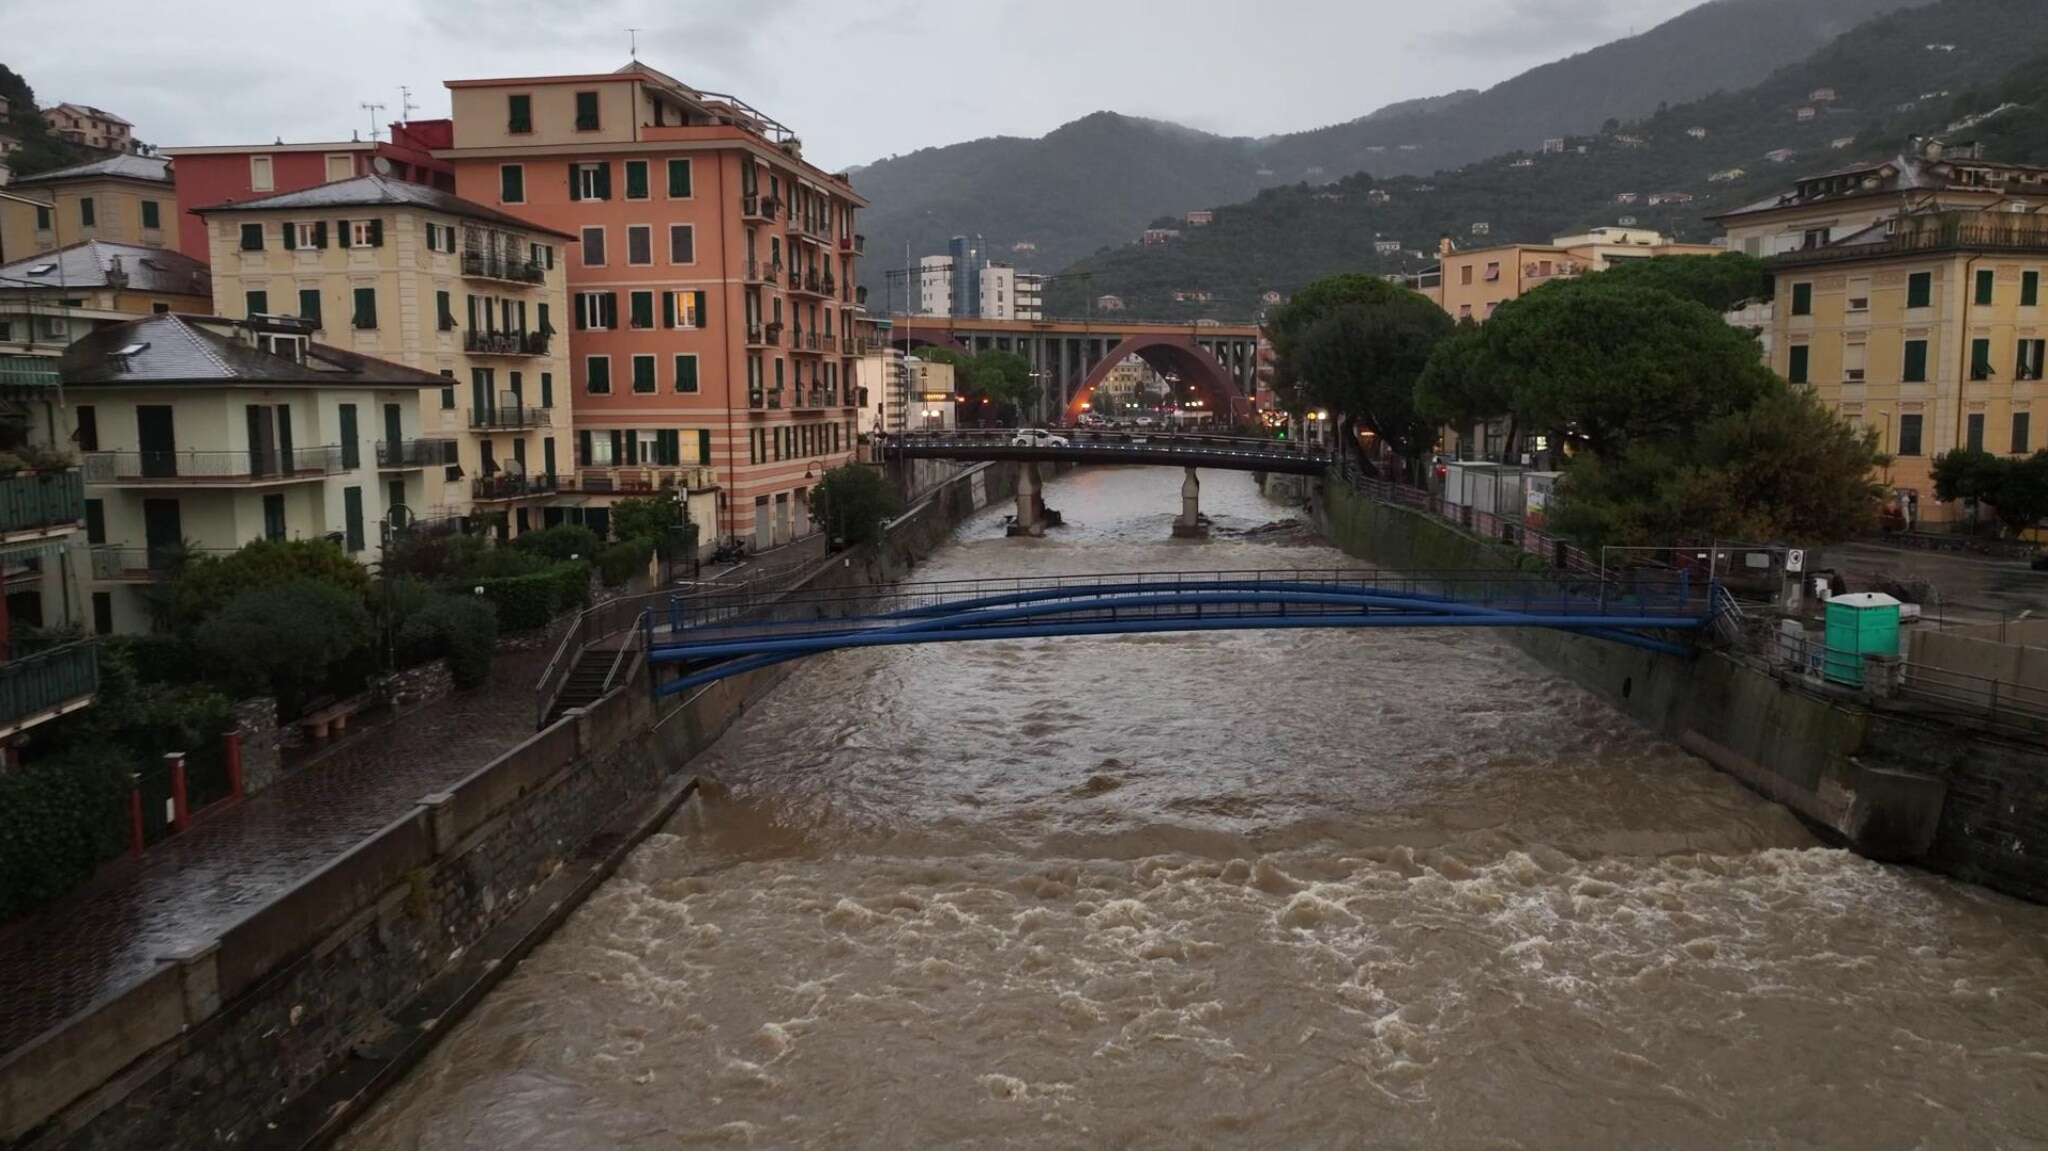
top-left (1011, 428), bottom-right (1071, 447)
top-left (1134, 415), bottom-right (1156, 428)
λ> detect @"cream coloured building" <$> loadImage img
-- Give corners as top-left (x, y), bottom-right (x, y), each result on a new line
top-left (193, 175), bottom-right (576, 535)
top-left (1435, 227), bottom-right (1722, 322)
top-left (0, 154), bottom-right (179, 261)
top-left (1768, 206), bottom-right (2048, 525)
top-left (60, 313), bottom-right (439, 632)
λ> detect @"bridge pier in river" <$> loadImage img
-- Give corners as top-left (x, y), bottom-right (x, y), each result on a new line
top-left (1172, 467), bottom-right (1208, 539)
top-left (1007, 461), bottom-right (1063, 537)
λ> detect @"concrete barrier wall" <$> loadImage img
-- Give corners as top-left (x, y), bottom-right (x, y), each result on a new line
top-left (9, 456), bottom-right (1019, 1148)
top-left (1911, 630), bottom-right (2048, 696)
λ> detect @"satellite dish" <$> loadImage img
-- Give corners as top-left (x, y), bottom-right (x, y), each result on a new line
top-left (371, 156), bottom-right (394, 176)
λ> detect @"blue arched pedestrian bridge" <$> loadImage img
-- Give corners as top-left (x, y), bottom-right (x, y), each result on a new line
top-left (639, 567), bottom-right (1721, 697)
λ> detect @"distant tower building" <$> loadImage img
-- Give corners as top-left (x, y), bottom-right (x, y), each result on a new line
top-left (948, 234), bottom-right (984, 319)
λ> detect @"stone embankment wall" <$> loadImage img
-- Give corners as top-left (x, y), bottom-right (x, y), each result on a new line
top-left (2, 463), bottom-right (1019, 1149)
top-left (1314, 477), bottom-right (2048, 904)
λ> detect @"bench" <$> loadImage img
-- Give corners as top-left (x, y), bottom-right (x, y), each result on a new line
top-left (300, 697), bottom-right (363, 741)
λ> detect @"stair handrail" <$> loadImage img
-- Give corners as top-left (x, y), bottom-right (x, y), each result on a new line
top-left (598, 608), bottom-right (652, 701)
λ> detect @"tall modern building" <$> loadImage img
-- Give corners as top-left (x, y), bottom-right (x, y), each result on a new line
top-left (911, 248), bottom-right (1043, 321)
top-left (436, 61), bottom-right (868, 549)
top-left (948, 234), bottom-right (984, 320)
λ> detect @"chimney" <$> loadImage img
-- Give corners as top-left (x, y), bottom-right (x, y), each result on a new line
top-left (1438, 235), bottom-right (1456, 257)
top-left (105, 254), bottom-right (128, 289)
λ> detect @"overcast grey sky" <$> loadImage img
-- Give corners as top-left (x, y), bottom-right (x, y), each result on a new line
top-left (6, 0), bottom-right (1700, 171)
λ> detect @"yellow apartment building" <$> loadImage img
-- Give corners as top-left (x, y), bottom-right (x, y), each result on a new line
top-left (1769, 207), bottom-right (2048, 524)
top-left (193, 175), bottom-right (576, 536)
top-left (0, 154), bottom-right (179, 262)
top-left (1436, 227), bottom-right (1723, 322)
top-left (59, 313), bottom-right (439, 633)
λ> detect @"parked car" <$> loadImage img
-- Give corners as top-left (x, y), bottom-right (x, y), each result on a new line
top-left (1077, 412), bottom-right (1107, 428)
top-left (1134, 415), bottom-right (1156, 428)
top-left (1011, 428), bottom-right (1071, 447)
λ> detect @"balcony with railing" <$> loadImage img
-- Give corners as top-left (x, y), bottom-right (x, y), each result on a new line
top-left (0, 640), bottom-right (97, 739)
top-left (464, 329), bottom-right (551, 357)
top-left (749, 387), bottom-right (784, 411)
top-left (840, 336), bottom-right (857, 356)
top-left (743, 258), bottom-right (782, 285)
top-left (468, 404), bottom-right (552, 430)
top-left (90, 543), bottom-right (237, 583)
top-left (460, 251), bottom-right (547, 285)
top-left (742, 193), bottom-right (780, 221)
top-left (570, 464), bottom-right (719, 494)
top-left (471, 471), bottom-right (559, 502)
top-left (376, 438), bottom-right (457, 469)
top-left (84, 446), bottom-right (345, 486)
top-left (0, 469), bottom-right (84, 541)
top-left (839, 233), bottom-right (865, 254)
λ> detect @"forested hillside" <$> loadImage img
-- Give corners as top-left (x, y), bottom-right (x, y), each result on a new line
top-left (1046, 0), bottom-right (2048, 318)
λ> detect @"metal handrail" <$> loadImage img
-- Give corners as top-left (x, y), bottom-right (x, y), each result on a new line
top-left (535, 583), bottom-right (740, 727)
top-left (598, 609), bottom-right (650, 700)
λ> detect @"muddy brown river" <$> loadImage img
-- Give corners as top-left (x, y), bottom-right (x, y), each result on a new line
top-left (346, 466), bottom-right (2048, 1148)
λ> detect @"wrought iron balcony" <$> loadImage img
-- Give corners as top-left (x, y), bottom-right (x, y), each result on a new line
top-left (468, 405), bottom-right (552, 430)
top-left (460, 251), bottom-right (547, 285)
top-left (471, 471), bottom-right (559, 501)
top-left (84, 446), bottom-right (345, 485)
top-left (0, 469), bottom-right (83, 538)
top-left (464, 329), bottom-right (550, 357)
top-left (742, 193), bottom-right (780, 221)
top-left (761, 321), bottom-right (784, 347)
top-left (0, 640), bottom-right (97, 739)
top-left (840, 336), bottom-right (857, 356)
top-left (376, 438), bottom-right (457, 469)
top-left (744, 258), bottom-right (781, 284)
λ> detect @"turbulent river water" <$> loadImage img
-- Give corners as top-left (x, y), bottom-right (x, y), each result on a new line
top-left (348, 466), bottom-right (2048, 1148)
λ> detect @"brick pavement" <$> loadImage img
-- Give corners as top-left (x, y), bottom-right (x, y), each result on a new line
top-left (0, 647), bottom-right (550, 1056)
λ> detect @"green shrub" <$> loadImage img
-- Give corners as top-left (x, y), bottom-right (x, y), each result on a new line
top-left (513, 524), bottom-right (600, 563)
top-left (470, 560), bottom-right (590, 632)
top-left (194, 579), bottom-right (373, 716)
top-left (396, 595), bottom-right (498, 688)
top-left (102, 634), bottom-right (199, 686)
top-left (0, 743), bottom-right (134, 922)
top-left (597, 538), bottom-right (654, 587)
top-left (812, 464), bottom-right (903, 549)
top-left (169, 538), bottom-right (371, 632)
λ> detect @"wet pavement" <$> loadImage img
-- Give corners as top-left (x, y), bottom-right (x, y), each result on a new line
top-left (0, 647), bottom-right (549, 1057)
top-left (1826, 540), bottom-right (2048, 626)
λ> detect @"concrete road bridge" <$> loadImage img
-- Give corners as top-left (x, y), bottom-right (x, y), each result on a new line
top-left (881, 428), bottom-right (1327, 536)
top-left (641, 567), bottom-right (1719, 696)
top-left (891, 315), bottom-right (1264, 426)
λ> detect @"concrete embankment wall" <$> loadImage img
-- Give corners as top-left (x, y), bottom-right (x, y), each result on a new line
top-left (1314, 477), bottom-right (2048, 903)
top-left (2, 462), bottom-right (1023, 1150)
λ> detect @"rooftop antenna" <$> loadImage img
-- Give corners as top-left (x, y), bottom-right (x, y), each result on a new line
top-left (627, 27), bottom-right (642, 59)
top-left (397, 85), bottom-right (419, 127)
top-left (359, 101), bottom-right (387, 142)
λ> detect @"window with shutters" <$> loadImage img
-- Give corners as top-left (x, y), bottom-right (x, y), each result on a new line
top-left (630, 290), bottom-right (654, 330)
top-left (440, 370), bottom-right (456, 410)
top-left (500, 164), bottom-right (525, 204)
top-left (349, 220), bottom-right (379, 247)
top-left (2015, 412), bottom-right (2032, 454)
top-left (299, 288), bottom-right (322, 327)
top-left (353, 287), bottom-right (378, 329)
top-left (667, 158), bottom-right (692, 198)
top-left (1907, 272), bottom-right (1933, 309)
top-left (540, 372), bottom-right (554, 407)
top-left (1967, 412), bottom-right (1986, 452)
top-left (437, 290), bottom-right (454, 331)
top-left (291, 222), bottom-right (322, 248)
top-left (2019, 339), bottom-right (2047, 381)
top-left (343, 486), bottom-right (364, 552)
top-left (574, 291), bottom-right (616, 330)
top-left (1903, 339), bottom-right (1928, 382)
top-left (633, 355), bottom-right (657, 394)
top-left (141, 200), bottom-right (160, 229)
top-left (675, 354), bottom-right (699, 394)
top-left (1971, 338), bottom-right (1994, 380)
top-left (586, 356), bottom-right (612, 395)
top-left (508, 93), bottom-right (532, 133)
top-left (340, 404), bottom-right (360, 469)
top-left (240, 223), bottom-right (263, 251)
top-left (1790, 283), bottom-right (1812, 316)
top-left (250, 155), bottom-right (274, 191)
top-left (627, 225), bottom-right (652, 266)
top-left (669, 224), bottom-right (695, 264)
top-left (245, 290), bottom-right (268, 317)
top-left (1898, 414), bottom-right (1923, 456)
top-left (574, 91), bottom-right (600, 131)
top-left (624, 160), bottom-right (649, 199)
top-left (1843, 340), bottom-right (1866, 382)
top-left (581, 226), bottom-right (605, 266)
top-left (679, 289), bottom-right (705, 328)
top-left (1977, 269), bottom-right (1995, 306)
top-left (33, 206), bottom-right (49, 232)
top-left (2021, 270), bottom-right (2041, 308)
top-left (570, 162), bottom-right (610, 200)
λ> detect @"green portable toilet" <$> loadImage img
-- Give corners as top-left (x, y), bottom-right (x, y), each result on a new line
top-left (1823, 592), bottom-right (1901, 687)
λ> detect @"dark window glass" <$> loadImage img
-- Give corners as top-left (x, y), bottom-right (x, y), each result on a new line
top-left (1788, 344), bottom-right (1809, 384)
top-left (1907, 272), bottom-right (1932, 309)
top-left (587, 357), bottom-right (611, 394)
top-left (1977, 269), bottom-right (1995, 306)
top-left (1904, 339), bottom-right (1928, 383)
top-left (343, 486), bottom-right (364, 552)
top-left (299, 288), bottom-right (321, 326)
top-left (2014, 412), bottom-right (2031, 455)
top-left (245, 290), bottom-right (268, 316)
top-left (240, 223), bottom-right (264, 251)
top-left (500, 165), bottom-right (524, 203)
top-left (625, 160), bottom-right (648, 200)
top-left (1898, 414), bottom-right (1923, 456)
top-left (352, 287), bottom-right (377, 329)
top-left (574, 91), bottom-right (599, 130)
top-left (508, 93), bottom-right (532, 133)
top-left (633, 355), bottom-right (656, 393)
top-left (1791, 283), bottom-right (1812, 316)
top-left (1967, 412), bottom-right (1985, 453)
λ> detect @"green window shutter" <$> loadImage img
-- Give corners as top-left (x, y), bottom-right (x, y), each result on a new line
top-left (240, 223), bottom-right (263, 250)
top-left (1907, 272), bottom-right (1931, 309)
top-left (594, 163), bottom-right (612, 200)
top-left (661, 291), bottom-right (675, 329)
top-left (245, 290), bottom-right (267, 316)
top-left (578, 430), bottom-right (593, 466)
top-left (142, 200), bottom-right (159, 229)
top-left (337, 219), bottom-right (351, 248)
top-left (692, 290), bottom-right (707, 328)
top-left (367, 219), bottom-right (383, 247)
top-left (340, 404), bottom-right (359, 469)
top-left (588, 358), bottom-right (611, 393)
top-left (280, 223), bottom-right (296, 251)
top-left (2025, 271), bottom-right (2040, 308)
top-left (634, 356), bottom-right (656, 393)
top-left (668, 158), bottom-right (691, 197)
top-left (1791, 283), bottom-right (1811, 316)
top-left (568, 165), bottom-right (582, 202)
top-left (604, 292), bottom-right (618, 329)
top-left (698, 428), bottom-right (712, 464)
top-left (312, 221), bottom-right (327, 248)
top-left (1904, 340), bottom-right (1928, 382)
top-left (344, 486), bottom-right (364, 552)
top-left (632, 291), bottom-right (654, 330)
top-left (1972, 338), bottom-right (1993, 379)
top-left (1788, 345), bottom-right (1808, 384)
top-left (80, 198), bottom-right (94, 227)
top-left (354, 287), bottom-right (377, 329)
top-left (299, 288), bottom-right (321, 326)
top-left (1977, 269), bottom-right (1995, 306)
top-left (675, 355), bottom-right (698, 393)
top-left (625, 160), bottom-right (648, 199)
top-left (501, 165), bottom-right (523, 202)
